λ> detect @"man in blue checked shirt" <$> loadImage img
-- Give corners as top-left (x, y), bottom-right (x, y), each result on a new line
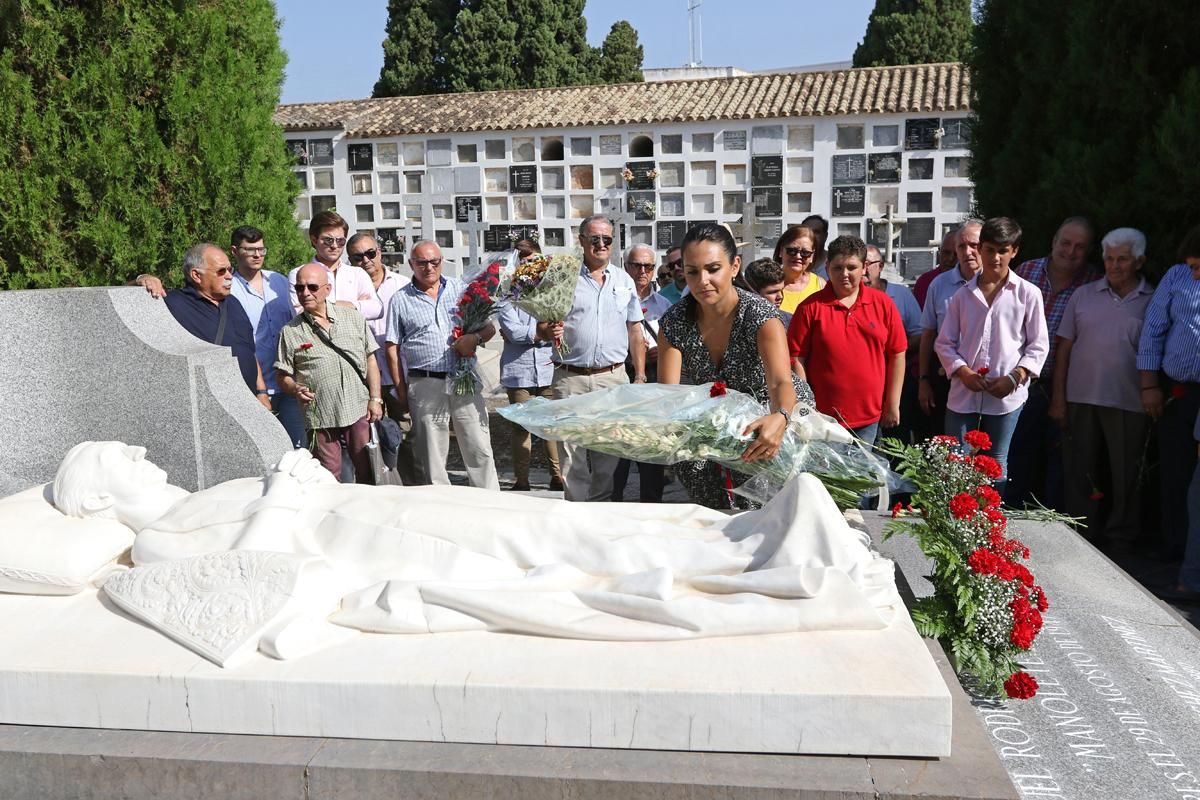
top-left (385, 241), bottom-right (500, 490)
top-left (1138, 225), bottom-right (1200, 562)
top-left (542, 216), bottom-right (647, 502)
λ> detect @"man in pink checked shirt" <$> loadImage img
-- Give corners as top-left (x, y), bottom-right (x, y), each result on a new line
top-left (287, 210), bottom-right (382, 324)
top-left (935, 217), bottom-right (1049, 499)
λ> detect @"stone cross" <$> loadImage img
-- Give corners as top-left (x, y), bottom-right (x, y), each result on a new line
top-left (401, 214), bottom-right (419, 265)
top-left (460, 210), bottom-right (488, 271)
top-left (738, 200), bottom-right (759, 263)
top-left (878, 204), bottom-right (906, 275)
top-left (606, 205), bottom-right (636, 266)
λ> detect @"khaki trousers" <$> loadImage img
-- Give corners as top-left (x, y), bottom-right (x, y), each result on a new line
top-left (408, 376), bottom-right (500, 490)
top-left (552, 366), bottom-right (628, 501)
top-left (506, 386), bottom-right (561, 485)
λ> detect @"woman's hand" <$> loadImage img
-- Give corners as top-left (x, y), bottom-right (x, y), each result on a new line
top-left (741, 412), bottom-right (787, 462)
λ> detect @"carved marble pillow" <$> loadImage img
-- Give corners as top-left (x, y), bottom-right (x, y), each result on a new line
top-left (0, 484), bottom-right (135, 595)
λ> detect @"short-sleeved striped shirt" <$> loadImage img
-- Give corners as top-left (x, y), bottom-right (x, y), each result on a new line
top-left (275, 302), bottom-right (378, 429)
top-left (385, 276), bottom-right (465, 374)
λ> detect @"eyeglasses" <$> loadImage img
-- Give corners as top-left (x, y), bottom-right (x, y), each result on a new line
top-left (348, 249), bottom-right (378, 263)
top-left (628, 262), bottom-right (656, 272)
top-left (784, 247), bottom-right (815, 259)
top-left (865, 259), bottom-right (884, 267)
top-left (318, 236), bottom-right (347, 248)
top-left (666, 259), bottom-right (682, 269)
top-left (212, 267), bottom-right (232, 277)
top-left (239, 247), bottom-right (266, 256)
top-left (294, 282), bottom-right (323, 294)
top-left (412, 257), bottom-right (443, 268)
top-left (586, 235), bottom-right (614, 248)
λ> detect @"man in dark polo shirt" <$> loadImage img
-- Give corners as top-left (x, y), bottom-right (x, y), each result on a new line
top-left (164, 242), bottom-right (271, 410)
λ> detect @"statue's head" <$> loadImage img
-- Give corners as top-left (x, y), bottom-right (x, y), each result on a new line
top-left (53, 442), bottom-right (171, 520)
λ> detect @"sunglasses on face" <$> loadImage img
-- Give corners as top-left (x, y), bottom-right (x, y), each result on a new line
top-left (239, 247), bottom-right (266, 256)
top-left (295, 282), bottom-right (323, 294)
top-left (348, 249), bottom-right (378, 263)
top-left (319, 236), bottom-right (347, 248)
top-left (628, 262), bottom-right (656, 272)
top-left (587, 235), bottom-right (614, 248)
top-left (667, 259), bottom-right (682, 269)
top-left (412, 257), bottom-right (442, 268)
top-left (784, 247), bottom-right (814, 259)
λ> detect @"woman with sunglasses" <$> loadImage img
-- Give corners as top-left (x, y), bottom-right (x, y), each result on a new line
top-left (774, 226), bottom-right (826, 315)
top-left (657, 223), bottom-right (815, 509)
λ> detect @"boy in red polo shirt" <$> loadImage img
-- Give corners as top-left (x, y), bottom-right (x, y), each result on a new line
top-left (787, 235), bottom-right (907, 444)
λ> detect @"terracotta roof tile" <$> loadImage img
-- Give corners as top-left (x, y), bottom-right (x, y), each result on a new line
top-left (275, 63), bottom-right (970, 138)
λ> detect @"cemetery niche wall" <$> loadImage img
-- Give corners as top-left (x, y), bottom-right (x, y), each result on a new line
top-left (275, 63), bottom-right (973, 279)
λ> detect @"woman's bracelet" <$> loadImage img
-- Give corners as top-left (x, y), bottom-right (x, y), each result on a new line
top-left (1007, 374), bottom-right (1019, 391)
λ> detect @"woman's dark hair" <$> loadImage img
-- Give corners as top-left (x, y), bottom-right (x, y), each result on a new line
top-left (1177, 224), bottom-right (1200, 261)
top-left (681, 222), bottom-right (737, 263)
top-left (741, 258), bottom-right (784, 292)
top-left (514, 238), bottom-right (541, 260)
top-left (772, 225), bottom-right (817, 264)
top-left (980, 217), bottom-right (1023, 249)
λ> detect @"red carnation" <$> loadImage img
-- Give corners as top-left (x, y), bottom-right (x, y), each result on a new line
top-left (977, 485), bottom-right (1002, 509)
top-left (968, 547), bottom-right (1000, 575)
top-left (1172, 385), bottom-right (1187, 400)
top-left (1011, 621), bottom-right (1037, 649)
top-left (710, 381), bottom-right (728, 397)
top-left (1034, 587), bottom-right (1049, 612)
top-left (931, 435), bottom-right (959, 447)
top-left (891, 502), bottom-right (904, 518)
top-left (1089, 489), bottom-right (1105, 501)
top-left (976, 366), bottom-right (990, 376)
top-left (949, 492), bottom-right (979, 519)
top-left (298, 342), bottom-right (313, 351)
top-left (964, 430), bottom-right (992, 452)
top-left (1004, 671), bottom-right (1038, 699)
top-left (974, 455), bottom-right (1003, 480)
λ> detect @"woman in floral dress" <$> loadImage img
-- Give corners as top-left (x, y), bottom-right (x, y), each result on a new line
top-left (658, 224), bottom-right (816, 508)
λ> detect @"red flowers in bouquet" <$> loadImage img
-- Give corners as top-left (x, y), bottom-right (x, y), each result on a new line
top-left (964, 430), bottom-right (992, 452)
top-left (949, 492), bottom-right (979, 519)
top-left (710, 380), bottom-right (728, 397)
top-left (974, 455), bottom-right (1003, 480)
top-left (449, 261), bottom-right (503, 396)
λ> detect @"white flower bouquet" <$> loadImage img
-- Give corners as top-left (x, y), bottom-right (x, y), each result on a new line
top-left (498, 252), bottom-right (581, 354)
top-left (499, 383), bottom-right (888, 509)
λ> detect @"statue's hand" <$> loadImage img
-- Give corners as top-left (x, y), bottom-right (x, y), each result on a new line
top-left (268, 450), bottom-right (336, 499)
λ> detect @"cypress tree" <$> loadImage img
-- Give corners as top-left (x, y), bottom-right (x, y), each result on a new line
top-left (508, 0), bottom-right (595, 88)
top-left (444, 0), bottom-right (520, 93)
top-left (596, 21), bottom-right (646, 84)
top-left (852, 0), bottom-right (973, 67)
top-left (372, 0), bottom-right (460, 97)
top-left (969, 0), bottom-right (1200, 273)
top-left (0, 0), bottom-right (308, 289)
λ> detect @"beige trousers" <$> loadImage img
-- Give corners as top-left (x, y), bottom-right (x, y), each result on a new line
top-left (408, 376), bottom-right (499, 490)
top-left (552, 366), bottom-right (629, 501)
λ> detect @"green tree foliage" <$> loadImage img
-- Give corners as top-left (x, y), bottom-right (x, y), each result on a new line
top-left (374, 0), bottom-right (643, 96)
top-left (596, 21), bottom-right (645, 84)
top-left (373, 0), bottom-right (460, 97)
top-left (969, 1), bottom-right (1200, 274)
top-left (0, 0), bottom-right (308, 290)
top-left (852, 0), bottom-right (973, 67)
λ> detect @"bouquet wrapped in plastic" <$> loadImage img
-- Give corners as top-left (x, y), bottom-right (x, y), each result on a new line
top-left (499, 252), bottom-right (581, 354)
top-left (498, 383), bottom-right (889, 509)
top-left (447, 260), bottom-right (501, 396)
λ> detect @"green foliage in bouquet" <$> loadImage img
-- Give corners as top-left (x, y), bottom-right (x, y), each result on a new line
top-left (877, 433), bottom-right (1054, 700)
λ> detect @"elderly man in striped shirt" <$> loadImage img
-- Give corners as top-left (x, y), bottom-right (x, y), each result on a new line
top-left (385, 241), bottom-right (500, 490)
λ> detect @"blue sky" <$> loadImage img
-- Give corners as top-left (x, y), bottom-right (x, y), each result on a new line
top-left (276, 0), bottom-right (877, 105)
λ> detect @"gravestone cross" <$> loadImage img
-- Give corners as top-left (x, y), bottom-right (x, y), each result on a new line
top-left (878, 204), bottom-right (906, 275)
top-left (605, 202), bottom-right (636, 266)
top-left (461, 210), bottom-right (488, 271)
top-left (401, 214), bottom-right (419, 265)
top-left (738, 201), bottom-right (759, 263)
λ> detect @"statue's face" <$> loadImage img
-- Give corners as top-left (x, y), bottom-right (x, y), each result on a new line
top-left (97, 444), bottom-right (169, 506)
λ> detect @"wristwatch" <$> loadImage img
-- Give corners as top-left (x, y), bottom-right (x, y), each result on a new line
top-left (369, 397), bottom-right (383, 405)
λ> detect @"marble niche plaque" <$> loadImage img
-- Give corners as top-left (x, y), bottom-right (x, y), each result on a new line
top-left (941, 118), bottom-right (971, 149)
top-left (599, 135), bottom-right (622, 155)
top-left (832, 186), bottom-right (865, 217)
top-left (723, 130), bottom-right (746, 151)
top-left (832, 154), bottom-right (867, 186)
top-left (905, 118), bottom-right (941, 150)
top-left (286, 139), bottom-right (309, 165)
top-left (509, 165), bottom-right (537, 194)
top-left (868, 153), bottom-right (901, 184)
top-left (625, 161), bottom-right (657, 191)
top-left (750, 156), bottom-right (783, 187)
top-left (751, 187), bottom-right (782, 217)
top-left (627, 190), bottom-right (656, 221)
top-left (455, 196), bottom-right (483, 224)
top-left (347, 143), bottom-right (373, 172)
top-left (901, 217), bottom-right (936, 248)
top-left (656, 221), bottom-right (686, 250)
top-left (453, 166), bottom-right (481, 194)
top-left (308, 138), bottom-right (334, 166)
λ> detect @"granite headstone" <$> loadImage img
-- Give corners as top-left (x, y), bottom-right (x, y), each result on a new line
top-left (750, 156), bottom-right (783, 187)
top-left (832, 154), bottom-right (868, 186)
top-left (751, 187), bottom-right (782, 217)
top-left (869, 153), bottom-right (902, 184)
top-left (347, 143), bottom-right (373, 172)
top-left (625, 161), bottom-right (657, 191)
top-left (509, 166), bottom-right (537, 194)
top-left (905, 119), bottom-right (940, 151)
top-left (455, 196), bottom-right (483, 224)
top-left (656, 221), bottom-right (686, 250)
top-left (0, 288), bottom-right (292, 496)
top-left (901, 217), bottom-right (937, 248)
top-left (832, 186), bottom-right (865, 217)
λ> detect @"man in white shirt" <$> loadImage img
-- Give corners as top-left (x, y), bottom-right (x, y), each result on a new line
top-left (287, 210), bottom-right (382, 323)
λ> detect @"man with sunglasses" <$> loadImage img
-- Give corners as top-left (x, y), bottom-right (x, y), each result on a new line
top-left (287, 210), bottom-right (382, 323)
top-left (545, 216), bottom-right (646, 502)
top-left (164, 243), bottom-right (271, 411)
top-left (227, 226), bottom-right (306, 448)
top-left (276, 264), bottom-right (383, 483)
top-left (657, 246), bottom-right (686, 305)
top-left (385, 241), bottom-right (500, 490)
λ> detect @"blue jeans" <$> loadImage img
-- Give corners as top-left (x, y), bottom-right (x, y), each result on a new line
top-left (272, 392), bottom-right (307, 449)
top-left (1180, 459), bottom-right (1200, 592)
top-left (945, 406), bottom-right (1024, 499)
top-left (851, 421), bottom-right (880, 446)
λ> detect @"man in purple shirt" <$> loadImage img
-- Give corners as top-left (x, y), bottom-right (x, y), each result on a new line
top-left (935, 218), bottom-right (1049, 498)
top-left (1007, 217), bottom-right (1101, 509)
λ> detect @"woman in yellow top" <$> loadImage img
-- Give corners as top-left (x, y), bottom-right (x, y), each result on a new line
top-left (776, 226), bottom-right (826, 314)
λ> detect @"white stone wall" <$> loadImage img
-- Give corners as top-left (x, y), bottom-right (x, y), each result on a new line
top-left (285, 112), bottom-right (972, 280)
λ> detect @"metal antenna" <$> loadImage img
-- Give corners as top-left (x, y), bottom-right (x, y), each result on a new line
top-left (688, 0), bottom-right (703, 67)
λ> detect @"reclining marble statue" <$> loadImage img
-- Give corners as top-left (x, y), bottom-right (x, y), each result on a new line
top-left (10, 440), bottom-right (901, 667)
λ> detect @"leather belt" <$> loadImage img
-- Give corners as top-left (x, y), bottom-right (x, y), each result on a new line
top-left (408, 368), bottom-right (448, 379)
top-left (558, 363), bottom-right (622, 376)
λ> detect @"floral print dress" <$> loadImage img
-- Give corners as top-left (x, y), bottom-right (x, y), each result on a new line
top-left (660, 288), bottom-right (815, 508)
